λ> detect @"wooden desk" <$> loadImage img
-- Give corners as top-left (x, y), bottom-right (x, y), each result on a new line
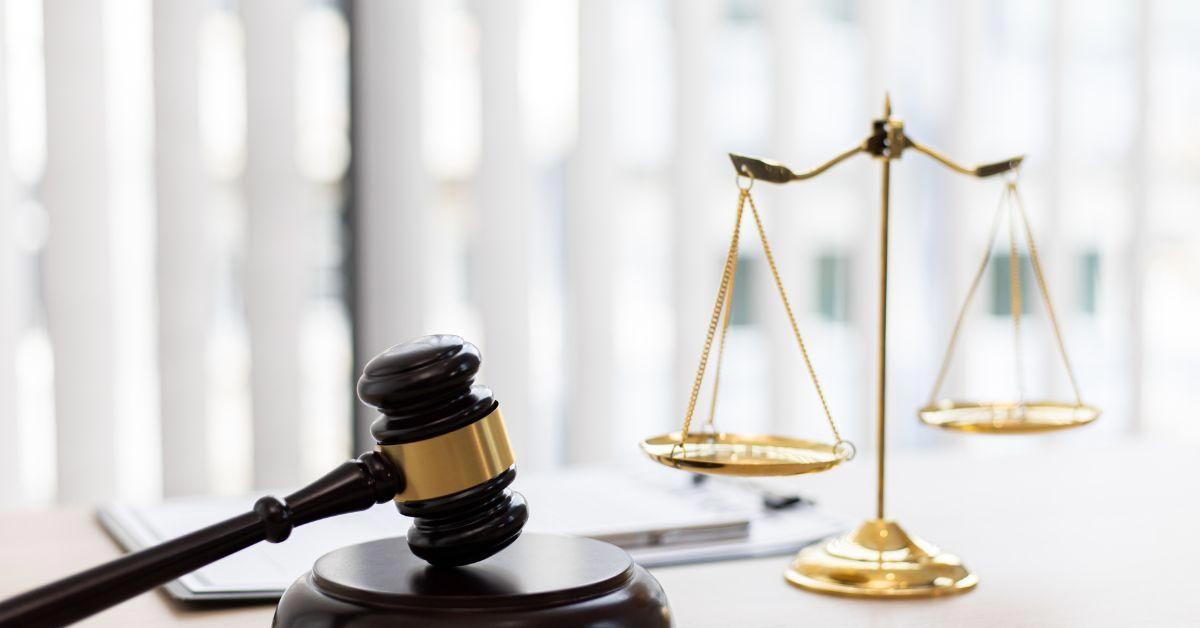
top-left (1, 438), bottom-right (1194, 626)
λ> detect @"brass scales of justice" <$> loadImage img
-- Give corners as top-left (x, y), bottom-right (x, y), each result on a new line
top-left (640, 95), bottom-right (1100, 598)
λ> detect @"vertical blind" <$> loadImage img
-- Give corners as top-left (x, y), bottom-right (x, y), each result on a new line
top-left (2, 0), bottom-right (1196, 508)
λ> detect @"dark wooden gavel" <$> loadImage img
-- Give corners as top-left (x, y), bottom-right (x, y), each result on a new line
top-left (0, 335), bottom-right (528, 628)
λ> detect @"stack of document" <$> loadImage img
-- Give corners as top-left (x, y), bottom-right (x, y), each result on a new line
top-left (99, 465), bottom-right (846, 602)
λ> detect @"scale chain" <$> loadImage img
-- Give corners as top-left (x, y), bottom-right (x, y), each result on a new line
top-left (927, 181), bottom-right (1084, 410)
top-left (745, 192), bottom-right (844, 445)
top-left (1011, 184), bottom-right (1084, 406)
top-left (678, 183), bottom-right (847, 450)
top-left (678, 190), bottom-right (746, 444)
top-left (927, 185), bottom-right (1009, 404)
top-left (702, 253), bottom-right (737, 434)
top-left (1007, 185), bottom-right (1027, 406)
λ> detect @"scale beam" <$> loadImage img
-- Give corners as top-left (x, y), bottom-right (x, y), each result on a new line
top-left (904, 137), bottom-right (1024, 178)
top-left (729, 130), bottom-right (1022, 183)
top-left (729, 143), bottom-right (865, 182)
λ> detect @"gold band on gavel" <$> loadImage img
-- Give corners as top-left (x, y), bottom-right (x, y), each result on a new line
top-left (376, 408), bottom-right (515, 503)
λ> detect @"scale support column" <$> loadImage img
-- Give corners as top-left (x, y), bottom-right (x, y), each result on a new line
top-left (874, 115), bottom-right (893, 521)
top-left (783, 96), bottom-right (980, 598)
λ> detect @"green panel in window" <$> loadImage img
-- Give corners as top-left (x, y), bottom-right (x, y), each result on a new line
top-left (817, 254), bottom-right (850, 322)
top-left (1081, 250), bottom-right (1100, 314)
top-left (990, 253), bottom-right (1032, 316)
top-left (730, 255), bottom-right (755, 326)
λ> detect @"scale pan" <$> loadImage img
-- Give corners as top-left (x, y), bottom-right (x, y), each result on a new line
top-left (639, 432), bottom-right (848, 477)
top-left (919, 400), bottom-right (1099, 434)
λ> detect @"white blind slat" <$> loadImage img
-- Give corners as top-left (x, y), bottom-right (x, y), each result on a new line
top-left (474, 0), bottom-right (540, 467)
top-left (106, 0), bottom-right (160, 502)
top-left (350, 0), bottom-right (428, 449)
top-left (565, 0), bottom-right (615, 463)
top-left (1126, 0), bottom-right (1151, 430)
top-left (242, 0), bottom-right (306, 490)
top-left (43, 0), bottom-right (117, 502)
top-left (765, 0), bottom-right (803, 438)
top-left (669, 0), bottom-right (719, 430)
top-left (153, 0), bottom-right (210, 496)
top-left (0, 2), bottom-right (19, 505)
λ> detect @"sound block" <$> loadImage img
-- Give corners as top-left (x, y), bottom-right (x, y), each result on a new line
top-left (274, 533), bottom-right (672, 627)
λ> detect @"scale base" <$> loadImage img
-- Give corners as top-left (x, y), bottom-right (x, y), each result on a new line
top-left (784, 519), bottom-right (977, 598)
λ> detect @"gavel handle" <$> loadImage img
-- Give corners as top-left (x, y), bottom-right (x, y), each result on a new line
top-left (0, 452), bottom-right (400, 628)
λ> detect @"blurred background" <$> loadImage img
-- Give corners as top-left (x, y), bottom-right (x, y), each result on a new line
top-left (0, 0), bottom-right (1195, 507)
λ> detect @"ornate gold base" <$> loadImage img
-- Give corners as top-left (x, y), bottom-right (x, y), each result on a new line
top-left (785, 519), bottom-right (977, 598)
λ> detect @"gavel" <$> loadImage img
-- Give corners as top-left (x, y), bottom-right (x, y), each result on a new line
top-left (0, 335), bottom-right (529, 627)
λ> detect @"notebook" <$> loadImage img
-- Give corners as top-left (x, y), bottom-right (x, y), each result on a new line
top-left (98, 465), bottom-right (845, 602)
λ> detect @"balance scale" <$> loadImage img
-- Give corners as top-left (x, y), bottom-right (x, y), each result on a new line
top-left (640, 95), bottom-right (1099, 599)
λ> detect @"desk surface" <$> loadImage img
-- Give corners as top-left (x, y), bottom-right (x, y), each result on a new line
top-left (1, 438), bottom-right (1194, 627)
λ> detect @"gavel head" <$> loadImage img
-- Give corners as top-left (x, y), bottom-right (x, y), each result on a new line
top-left (357, 335), bottom-right (528, 567)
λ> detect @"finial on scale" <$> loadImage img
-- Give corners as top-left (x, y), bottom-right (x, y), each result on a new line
top-left (883, 92), bottom-right (892, 118)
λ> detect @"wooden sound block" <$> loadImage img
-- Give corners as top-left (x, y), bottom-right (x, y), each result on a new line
top-left (274, 533), bottom-right (672, 627)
